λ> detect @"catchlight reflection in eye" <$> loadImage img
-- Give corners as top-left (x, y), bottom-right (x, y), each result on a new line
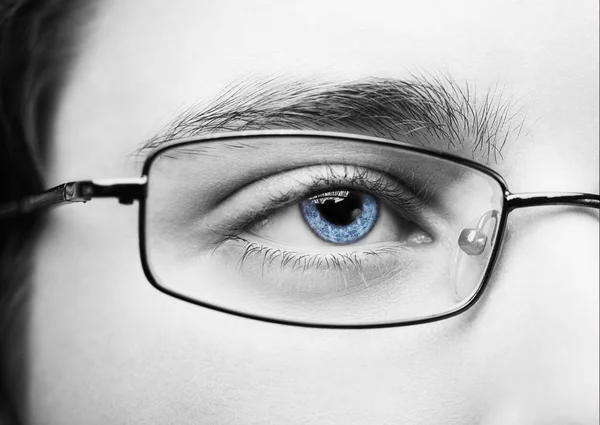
top-left (300, 190), bottom-right (378, 244)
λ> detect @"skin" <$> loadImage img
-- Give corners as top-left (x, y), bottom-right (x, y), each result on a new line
top-left (29, 0), bottom-right (598, 424)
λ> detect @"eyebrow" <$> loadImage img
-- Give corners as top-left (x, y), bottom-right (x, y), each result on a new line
top-left (138, 75), bottom-right (526, 165)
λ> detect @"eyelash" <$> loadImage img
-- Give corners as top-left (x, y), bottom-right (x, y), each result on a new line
top-left (214, 234), bottom-right (409, 276)
top-left (212, 164), bottom-right (429, 238)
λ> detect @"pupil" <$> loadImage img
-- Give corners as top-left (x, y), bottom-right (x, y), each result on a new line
top-left (316, 192), bottom-right (363, 226)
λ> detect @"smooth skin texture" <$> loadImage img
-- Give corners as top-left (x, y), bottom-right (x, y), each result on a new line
top-left (30, 0), bottom-right (598, 424)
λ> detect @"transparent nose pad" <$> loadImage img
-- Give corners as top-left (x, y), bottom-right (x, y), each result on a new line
top-left (458, 210), bottom-right (500, 256)
top-left (452, 210), bottom-right (500, 302)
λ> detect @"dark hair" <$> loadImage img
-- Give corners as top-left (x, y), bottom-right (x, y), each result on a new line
top-left (0, 1), bottom-right (90, 423)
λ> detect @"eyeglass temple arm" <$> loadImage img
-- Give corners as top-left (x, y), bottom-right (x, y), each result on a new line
top-left (0, 178), bottom-right (147, 219)
top-left (506, 192), bottom-right (600, 211)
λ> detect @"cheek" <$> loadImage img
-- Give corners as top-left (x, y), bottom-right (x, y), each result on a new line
top-left (472, 208), bottom-right (599, 420)
top-left (29, 198), bottom-right (493, 423)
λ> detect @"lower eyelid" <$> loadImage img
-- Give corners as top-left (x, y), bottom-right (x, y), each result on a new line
top-left (216, 234), bottom-right (405, 273)
top-left (240, 234), bottom-right (429, 254)
top-left (209, 235), bottom-right (443, 298)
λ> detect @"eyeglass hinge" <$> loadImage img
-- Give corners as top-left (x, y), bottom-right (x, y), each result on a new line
top-left (64, 178), bottom-right (147, 205)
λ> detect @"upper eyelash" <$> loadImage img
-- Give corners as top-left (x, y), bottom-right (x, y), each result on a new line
top-left (214, 164), bottom-right (428, 238)
top-left (274, 164), bottom-right (425, 217)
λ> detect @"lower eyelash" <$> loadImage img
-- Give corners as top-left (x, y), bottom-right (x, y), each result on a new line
top-left (213, 234), bottom-right (408, 275)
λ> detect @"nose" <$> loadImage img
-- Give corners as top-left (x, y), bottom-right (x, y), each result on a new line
top-left (479, 207), bottom-right (599, 424)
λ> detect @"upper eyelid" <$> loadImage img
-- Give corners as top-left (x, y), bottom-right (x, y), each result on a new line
top-left (292, 165), bottom-right (429, 219)
top-left (206, 164), bottom-right (436, 237)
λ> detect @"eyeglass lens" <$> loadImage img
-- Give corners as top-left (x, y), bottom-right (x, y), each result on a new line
top-left (143, 136), bottom-right (504, 326)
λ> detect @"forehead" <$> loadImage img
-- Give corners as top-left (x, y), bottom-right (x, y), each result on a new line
top-left (51, 0), bottom-right (598, 190)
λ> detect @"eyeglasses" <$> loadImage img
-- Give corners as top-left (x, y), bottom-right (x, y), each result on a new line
top-left (2, 131), bottom-right (598, 328)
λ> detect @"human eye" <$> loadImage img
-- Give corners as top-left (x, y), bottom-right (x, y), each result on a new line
top-left (144, 135), bottom-right (504, 326)
top-left (212, 164), bottom-right (436, 290)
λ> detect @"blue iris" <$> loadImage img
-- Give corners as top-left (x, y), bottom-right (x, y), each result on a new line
top-left (300, 190), bottom-right (378, 244)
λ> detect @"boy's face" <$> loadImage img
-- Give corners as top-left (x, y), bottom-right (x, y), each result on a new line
top-left (29, 0), bottom-right (598, 423)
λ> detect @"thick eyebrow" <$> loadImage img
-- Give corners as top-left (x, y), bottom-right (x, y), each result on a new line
top-left (138, 75), bottom-right (526, 165)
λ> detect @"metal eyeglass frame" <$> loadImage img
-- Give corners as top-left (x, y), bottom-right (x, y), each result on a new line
top-left (1, 130), bottom-right (598, 329)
